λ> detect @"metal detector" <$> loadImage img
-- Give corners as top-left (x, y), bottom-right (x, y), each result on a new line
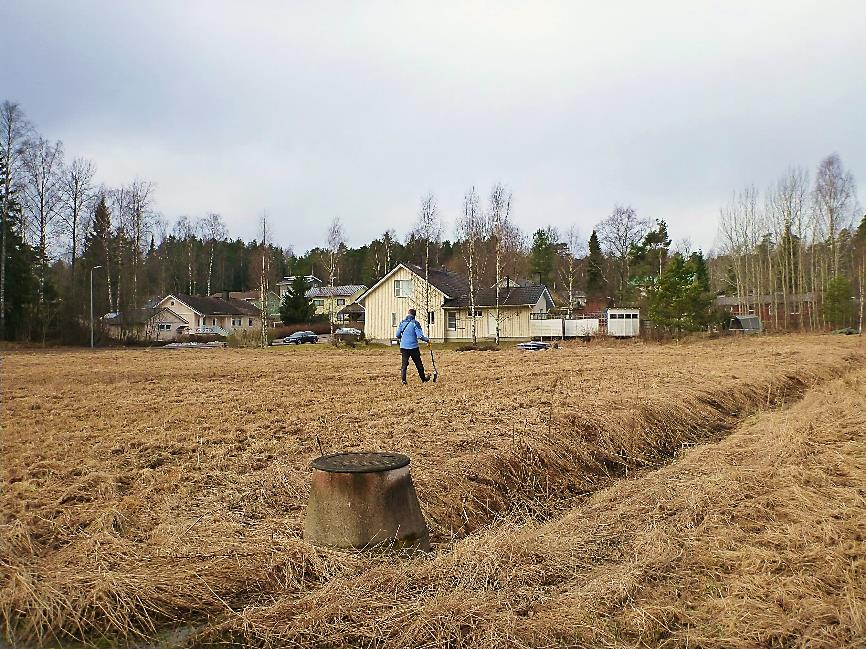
top-left (428, 342), bottom-right (438, 382)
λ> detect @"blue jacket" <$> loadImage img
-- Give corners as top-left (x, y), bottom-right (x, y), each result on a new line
top-left (396, 315), bottom-right (428, 349)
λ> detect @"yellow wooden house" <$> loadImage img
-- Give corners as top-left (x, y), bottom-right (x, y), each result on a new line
top-left (358, 264), bottom-right (554, 342)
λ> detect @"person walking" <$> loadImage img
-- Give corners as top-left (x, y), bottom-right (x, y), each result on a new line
top-left (396, 308), bottom-right (431, 384)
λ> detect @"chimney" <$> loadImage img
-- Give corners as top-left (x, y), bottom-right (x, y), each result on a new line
top-left (223, 290), bottom-right (230, 301)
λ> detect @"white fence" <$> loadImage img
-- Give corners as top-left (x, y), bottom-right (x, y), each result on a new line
top-left (566, 318), bottom-right (600, 337)
top-left (529, 317), bottom-right (601, 338)
top-left (529, 318), bottom-right (565, 338)
top-left (528, 310), bottom-right (642, 338)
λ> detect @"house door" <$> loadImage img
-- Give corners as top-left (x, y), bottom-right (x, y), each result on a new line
top-left (487, 311), bottom-right (498, 339)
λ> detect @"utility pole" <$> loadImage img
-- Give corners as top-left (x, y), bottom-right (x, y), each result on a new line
top-left (90, 265), bottom-right (103, 348)
top-left (260, 212), bottom-right (268, 349)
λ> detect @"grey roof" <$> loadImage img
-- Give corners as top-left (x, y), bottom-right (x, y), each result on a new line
top-left (172, 294), bottom-right (261, 316)
top-left (104, 307), bottom-right (188, 326)
top-left (444, 285), bottom-right (555, 309)
top-left (337, 302), bottom-right (365, 314)
top-left (209, 290), bottom-right (279, 302)
top-left (715, 292), bottom-right (816, 306)
top-left (276, 274), bottom-right (322, 286)
top-left (405, 264), bottom-right (470, 298)
top-left (306, 284), bottom-right (367, 298)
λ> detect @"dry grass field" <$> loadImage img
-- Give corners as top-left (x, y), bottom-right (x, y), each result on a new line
top-left (2, 335), bottom-right (865, 647)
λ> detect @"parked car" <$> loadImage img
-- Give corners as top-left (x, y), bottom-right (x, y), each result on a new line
top-left (279, 331), bottom-right (318, 345)
top-left (334, 327), bottom-right (362, 337)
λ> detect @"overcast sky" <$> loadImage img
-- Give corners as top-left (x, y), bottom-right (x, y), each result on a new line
top-left (3, 1), bottom-right (865, 254)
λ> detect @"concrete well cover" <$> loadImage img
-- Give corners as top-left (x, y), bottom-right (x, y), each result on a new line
top-left (311, 452), bottom-right (410, 473)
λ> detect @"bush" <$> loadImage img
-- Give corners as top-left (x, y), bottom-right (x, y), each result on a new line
top-left (226, 329), bottom-right (264, 348)
top-left (176, 333), bottom-right (225, 344)
top-left (273, 321), bottom-right (331, 337)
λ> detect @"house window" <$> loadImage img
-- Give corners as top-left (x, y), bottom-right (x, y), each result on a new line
top-left (468, 309), bottom-right (483, 317)
top-left (391, 312), bottom-right (398, 327)
top-left (232, 318), bottom-right (241, 326)
top-left (248, 318), bottom-right (253, 326)
top-left (313, 299), bottom-right (324, 307)
top-left (447, 312), bottom-right (457, 330)
top-left (212, 318), bottom-right (217, 326)
top-left (428, 311), bottom-right (435, 325)
top-left (337, 298), bottom-right (346, 306)
top-left (170, 300), bottom-right (175, 306)
top-left (158, 323), bottom-right (171, 331)
top-left (394, 279), bottom-right (412, 298)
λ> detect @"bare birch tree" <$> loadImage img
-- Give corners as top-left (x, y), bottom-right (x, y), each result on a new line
top-left (324, 216), bottom-right (345, 334)
top-left (125, 180), bottom-right (154, 309)
top-left (412, 193), bottom-right (441, 334)
top-left (21, 137), bottom-right (65, 331)
top-left (488, 183), bottom-right (513, 344)
top-left (767, 167), bottom-right (810, 329)
top-left (559, 224), bottom-right (584, 315)
top-left (174, 215), bottom-right (196, 295)
top-left (60, 157), bottom-right (96, 298)
top-left (200, 212), bottom-right (227, 295)
top-left (718, 187), bottom-right (760, 314)
top-left (597, 204), bottom-right (650, 303)
top-left (260, 213), bottom-right (270, 348)
top-left (814, 154), bottom-right (857, 278)
top-left (456, 186), bottom-right (487, 343)
top-left (108, 185), bottom-right (128, 311)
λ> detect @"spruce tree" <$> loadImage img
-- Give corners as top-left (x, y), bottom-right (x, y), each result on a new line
top-left (823, 276), bottom-right (855, 328)
top-left (0, 162), bottom-right (36, 340)
top-left (279, 275), bottom-right (315, 324)
top-left (647, 252), bottom-right (713, 331)
top-left (586, 230), bottom-right (605, 298)
top-left (529, 227), bottom-right (558, 286)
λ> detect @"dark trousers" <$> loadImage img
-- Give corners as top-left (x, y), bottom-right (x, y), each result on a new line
top-left (400, 347), bottom-right (426, 382)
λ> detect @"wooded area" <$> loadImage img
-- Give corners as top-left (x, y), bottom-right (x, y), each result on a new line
top-left (2, 98), bottom-right (864, 344)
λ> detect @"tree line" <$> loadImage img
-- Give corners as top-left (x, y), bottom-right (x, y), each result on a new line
top-left (2, 98), bottom-right (864, 343)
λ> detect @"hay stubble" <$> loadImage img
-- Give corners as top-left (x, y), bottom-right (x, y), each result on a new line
top-left (2, 335), bottom-right (864, 646)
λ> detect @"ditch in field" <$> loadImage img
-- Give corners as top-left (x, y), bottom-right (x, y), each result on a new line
top-left (195, 356), bottom-right (866, 647)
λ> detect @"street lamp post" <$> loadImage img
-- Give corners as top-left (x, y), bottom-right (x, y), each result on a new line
top-left (90, 265), bottom-right (103, 348)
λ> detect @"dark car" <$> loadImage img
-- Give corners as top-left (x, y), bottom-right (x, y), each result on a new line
top-left (286, 331), bottom-right (318, 344)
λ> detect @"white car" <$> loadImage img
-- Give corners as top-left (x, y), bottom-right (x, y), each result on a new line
top-left (334, 327), bottom-right (362, 337)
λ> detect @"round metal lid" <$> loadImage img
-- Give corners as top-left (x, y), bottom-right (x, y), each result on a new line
top-left (311, 451), bottom-right (411, 473)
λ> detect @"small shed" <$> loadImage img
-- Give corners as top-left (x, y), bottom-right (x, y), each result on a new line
top-left (607, 308), bottom-right (640, 337)
top-left (729, 314), bottom-right (762, 333)
top-left (336, 301), bottom-right (365, 327)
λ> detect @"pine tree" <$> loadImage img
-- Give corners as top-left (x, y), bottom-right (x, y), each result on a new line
top-left (629, 219), bottom-right (671, 289)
